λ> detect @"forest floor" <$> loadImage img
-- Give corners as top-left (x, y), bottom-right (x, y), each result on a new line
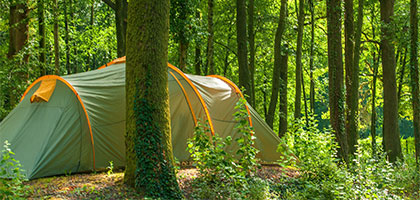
top-left (24, 165), bottom-right (298, 199)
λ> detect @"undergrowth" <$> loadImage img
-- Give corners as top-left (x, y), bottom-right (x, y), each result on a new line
top-left (277, 115), bottom-right (420, 199)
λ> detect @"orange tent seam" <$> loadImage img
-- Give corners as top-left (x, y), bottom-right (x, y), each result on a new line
top-left (169, 71), bottom-right (198, 125)
top-left (20, 75), bottom-right (96, 169)
top-left (207, 75), bottom-right (253, 127)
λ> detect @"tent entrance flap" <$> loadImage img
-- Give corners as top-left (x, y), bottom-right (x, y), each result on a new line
top-left (30, 79), bottom-right (57, 103)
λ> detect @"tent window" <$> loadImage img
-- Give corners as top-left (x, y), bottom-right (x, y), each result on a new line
top-left (30, 79), bottom-right (57, 103)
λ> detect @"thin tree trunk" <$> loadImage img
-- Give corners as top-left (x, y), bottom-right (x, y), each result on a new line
top-left (194, 11), bottom-right (201, 75)
top-left (380, 0), bottom-right (402, 163)
top-left (53, 0), bottom-right (60, 74)
top-left (64, 0), bottom-right (71, 74)
top-left (327, 0), bottom-right (348, 163)
top-left (248, 0), bottom-right (256, 107)
top-left (302, 69), bottom-right (309, 124)
top-left (409, 0), bottom-right (420, 165)
top-left (124, 0), bottom-right (182, 198)
top-left (371, 6), bottom-right (378, 157)
top-left (309, 0), bottom-right (315, 113)
top-left (294, 0), bottom-right (305, 119)
top-left (179, 42), bottom-right (188, 71)
top-left (116, 0), bottom-right (127, 57)
top-left (236, 0), bottom-right (251, 102)
top-left (279, 48), bottom-right (289, 138)
top-left (397, 48), bottom-right (407, 102)
top-left (38, 0), bottom-right (46, 75)
top-left (266, 0), bottom-right (287, 128)
top-left (207, 0), bottom-right (215, 75)
top-left (87, 0), bottom-right (95, 70)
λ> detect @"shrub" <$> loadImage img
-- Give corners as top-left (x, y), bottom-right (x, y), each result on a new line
top-left (0, 140), bottom-right (28, 199)
top-left (187, 98), bottom-right (270, 199)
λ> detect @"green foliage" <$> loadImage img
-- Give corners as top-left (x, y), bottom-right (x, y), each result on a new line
top-left (277, 118), bottom-right (419, 199)
top-left (187, 98), bottom-right (270, 199)
top-left (0, 140), bottom-right (28, 199)
top-left (106, 161), bottom-right (113, 176)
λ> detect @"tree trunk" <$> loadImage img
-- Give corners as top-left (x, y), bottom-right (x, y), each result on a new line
top-left (294, 0), bottom-right (304, 119)
top-left (309, 0), bottom-right (315, 113)
top-left (38, 0), bottom-right (46, 75)
top-left (279, 49), bottom-right (289, 138)
top-left (236, 0), bottom-right (251, 102)
top-left (327, 0), bottom-right (348, 163)
top-left (397, 48), bottom-right (407, 102)
top-left (266, 0), bottom-right (287, 128)
top-left (53, 0), bottom-right (60, 74)
top-left (410, 0), bottom-right (420, 165)
top-left (207, 0), bottom-right (215, 75)
top-left (116, 0), bottom-right (127, 57)
top-left (248, 0), bottom-right (256, 107)
top-left (380, 0), bottom-right (402, 163)
top-left (64, 0), bottom-right (71, 74)
top-left (124, 0), bottom-right (182, 198)
top-left (195, 12), bottom-right (202, 75)
top-left (87, 0), bottom-right (95, 70)
top-left (302, 69), bottom-right (309, 124)
top-left (370, 6), bottom-right (378, 157)
top-left (179, 41), bottom-right (188, 71)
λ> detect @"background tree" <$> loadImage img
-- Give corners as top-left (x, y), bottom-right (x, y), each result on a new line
top-left (207, 0), bottom-right (215, 74)
top-left (327, 0), bottom-right (348, 163)
top-left (294, 0), bottom-right (304, 120)
top-left (380, 0), bottom-right (402, 162)
top-left (266, 0), bottom-right (287, 129)
top-left (124, 0), bottom-right (182, 198)
top-left (102, 0), bottom-right (127, 57)
top-left (409, 0), bottom-right (420, 164)
top-left (236, 0), bottom-right (251, 102)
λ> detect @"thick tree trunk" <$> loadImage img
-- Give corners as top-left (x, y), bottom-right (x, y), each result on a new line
top-left (207, 0), bottom-right (215, 75)
top-left (266, 0), bottom-right (287, 128)
top-left (309, 0), bottom-right (315, 113)
top-left (410, 0), bottom-right (420, 164)
top-left (248, 0), bottom-right (255, 107)
top-left (294, 0), bottom-right (304, 119)
top-left (236, 0), bottom-right (251, 101)
top-left (53, 0), bottom-right (60, 74)
top-left (38, 0), bottom-right (46, 75)
top-left (125, 0), bottom-right (182, 198)
top-left (380, 0), bottom-right (402, 163)
top-left (279, 50), bottom-right (289, 138)
top-left (8, 2), bottom-right (29, 61)
top-left (327, 0), bottom-right (348, 163)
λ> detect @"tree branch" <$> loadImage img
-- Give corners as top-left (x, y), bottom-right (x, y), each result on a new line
top-left (102, 0), bottom-right (116, 10)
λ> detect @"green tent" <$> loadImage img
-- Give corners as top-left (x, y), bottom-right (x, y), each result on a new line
top-left (0, 58), bottom-right (281, 179)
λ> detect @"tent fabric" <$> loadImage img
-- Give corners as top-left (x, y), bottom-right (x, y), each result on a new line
top-left (30, 79), bottom-right (57, 103)
top-left (0, 60), bottom-right (282, 179)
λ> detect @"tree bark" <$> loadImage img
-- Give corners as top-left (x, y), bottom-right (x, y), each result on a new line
top-left (116, 0), bottom-right (127, 57)
top-left (380, 0), bottom-right (402, 163)
top-left (64, 0), bottom-right (71, 74)
top-left (195, 11), bottom-right (202, 75)
top-left (236, 0), bottom-right (251, 101)
top-left (279, 49), bottom-right (289, 138)
top-left (397, 48), bottom-right (407, 102)
top-left (38, 0), bottom-right (46, 75)
top-left (53, 0), bottom-right (60, 74)
top-left (370, 6), bottom-right (378, 156)
top-left (309, 0), bottom-right (315, 113)
top-left (248, 0), bottom-right (256, 107)
top-left (179, 42), bottom-right (188, 71)
top-left (294, 0), bottom-right (305, 119)
top-left (207, 0), bottom-right (215, 75)
top-left (125, 0), bottom-right (182, 198)
top-left (8, 2), bottom-right (29, 61)
top-left (266, 0), bottom-right (287, 128)
top-left (410, 0), bottom-right (420, 165)
top-left (327, 0), bottom-right (348, 163)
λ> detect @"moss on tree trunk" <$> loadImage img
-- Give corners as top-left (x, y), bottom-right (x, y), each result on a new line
top-left (124, 0), bottom-right (182, 198)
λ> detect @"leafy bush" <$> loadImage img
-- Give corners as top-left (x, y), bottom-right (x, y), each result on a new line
top-left (277, 116), bottom-right (417, 199)
top-left (0, 140), bottom-right (28, 199)
top-left (187, 98), bottom-right (270, 199)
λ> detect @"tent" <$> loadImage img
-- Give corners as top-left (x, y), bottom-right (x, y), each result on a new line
top-left (0, 57), bottom-right (281, 179)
